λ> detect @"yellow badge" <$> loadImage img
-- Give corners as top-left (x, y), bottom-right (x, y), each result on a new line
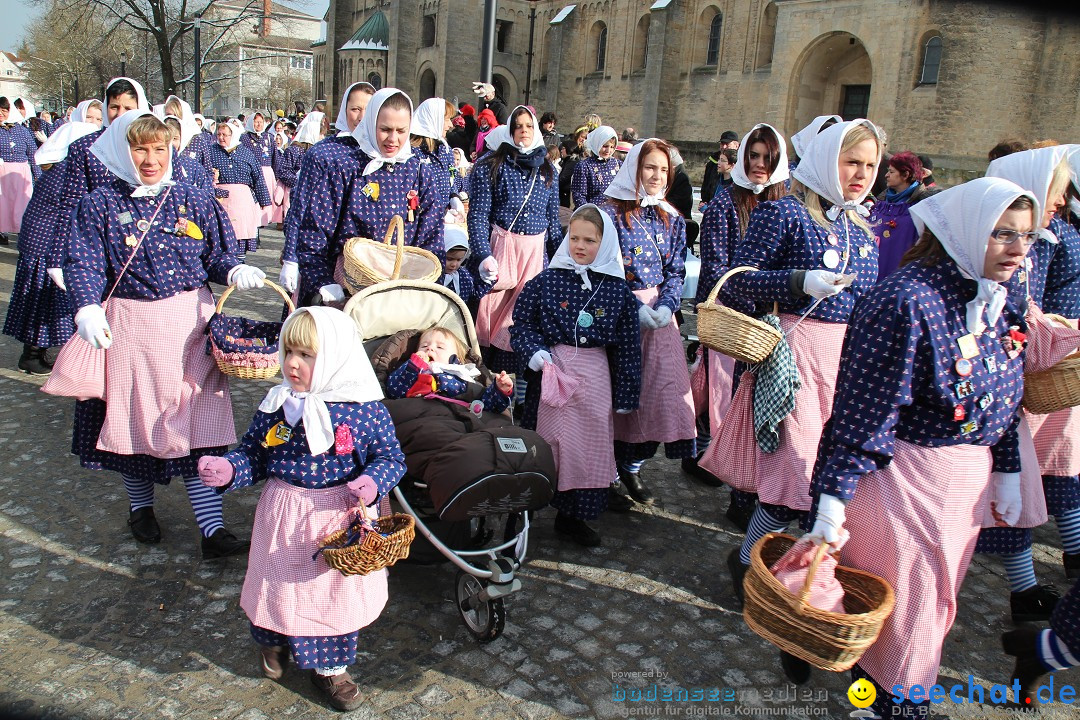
top-left (883, 230), bottom-right (891, 239)
top-left (180, 219), bottom-right (204, 240)
top-left (124, 234), bottom-right (138, 247)
top-left (264, 421), bottom-right (293, 447)
top-left (362, 181), bottom-right (380, 201)
top-left (956, 333), bottom-right (980, 359)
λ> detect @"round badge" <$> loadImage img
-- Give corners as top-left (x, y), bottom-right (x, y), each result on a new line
top-left (136, 219), bottom-right (151, 232)
top-left (577, 311), bottom-right (594, 328)
top-left (827, 233), bottom-right (839, 246)
top-left (883, 230), bottom-right (892, 239)
top-left (955, 358), bottom-right (973, 377)
top-left (859, 246), bottom-right (870, 258)
top-left (822, 248), bottom-right (841, 269)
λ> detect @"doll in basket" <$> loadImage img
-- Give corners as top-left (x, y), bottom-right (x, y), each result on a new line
top-left (385, 325), bottom-right (513, 414)
top-left (198, 306), bottom-right (406, 712)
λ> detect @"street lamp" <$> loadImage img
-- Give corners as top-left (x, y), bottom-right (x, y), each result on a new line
top-left (119, 51), bottom-right (127, 77)
top-left (524, 0), bottom-right (540, 106)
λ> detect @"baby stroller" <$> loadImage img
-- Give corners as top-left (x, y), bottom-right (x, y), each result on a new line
top-left (343, 280), bottom-right (558, 642)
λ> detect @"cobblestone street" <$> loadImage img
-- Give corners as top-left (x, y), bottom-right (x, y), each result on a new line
top-left (0, 230), bottom-right (1075, 720)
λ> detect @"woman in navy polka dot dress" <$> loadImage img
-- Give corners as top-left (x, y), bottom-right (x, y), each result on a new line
top-left (410, 97), bottom-right (458, 212)
top-left (570, 125), bottom-right (621, 208)
top-left (211, 119), bottom-right (271, 258)
top-left (240, 110), bottom-right (278, 226)
top-left (0, 97), bottom-right (40, 239)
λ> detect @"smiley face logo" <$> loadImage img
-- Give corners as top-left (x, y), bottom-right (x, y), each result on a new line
top-left (847, 678), bottom-right (876, 709)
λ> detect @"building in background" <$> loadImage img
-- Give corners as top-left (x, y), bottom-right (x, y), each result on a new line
top-left (0, 52), bottom-right (33, 108)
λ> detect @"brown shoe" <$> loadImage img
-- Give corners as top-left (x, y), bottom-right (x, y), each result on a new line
top-left (310, 670), bottom-right (363, 711)
top-left (259, 645), bottom-right (288, 680)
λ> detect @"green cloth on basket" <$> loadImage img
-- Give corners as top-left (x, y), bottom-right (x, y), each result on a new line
top-left (753, 314), bottom-right (800, 453)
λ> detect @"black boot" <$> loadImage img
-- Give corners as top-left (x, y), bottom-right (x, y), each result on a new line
top-left (681, 453), bottom-right (723, 487)
top-left (0, 232), bottom-right (9, 246)
top-left (1011, 584), bottom-right (1061, 623)
top-left (727, 546), bottom-right (748, 609)
top-left (17, 344), bottom-right (51, 375)
top-left (1002, 626), bottom-right (1047, 709)
top-left (780, 651), bottom-right (812, 685)
top-left (725, 493), bottom-right (756, 533)
top-left (618, 467), bottom-right (655, 505)
top-left (201, 528), bottom-right (250, 559)
top-left (128, 507), bottom-right (162, 544)
top-left (607, 484), bottom-right (634, 513)
top-left (554, 511), bottom-right (601, 547)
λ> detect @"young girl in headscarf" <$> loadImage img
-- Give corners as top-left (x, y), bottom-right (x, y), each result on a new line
top-left (211, 119), bottom-right (272, 260)
top-left (0, 96), bottom-right (40, 241)
top-left (787, 114), bottom-right (841, 172)
top-left (571, 125), bottom-right (621, 208)
top-left (63, 110), bottom-right (265, 557)
top-left (809, 177), bottom-right (1034, 717)
top-left (164, 116), bottom-right (219, 194)
top-left (164, 95), bottom-right (211, 175)
top-left (199, 307), bottom-right (405, 712)
top-left (511, 204), bottom-right (641, 545)
top-left (600, 138), bottom-right (697, 507)
top-left (239, 111), bottom-right (278, 226)
top-left (411, 98), bottom-right (458, 212)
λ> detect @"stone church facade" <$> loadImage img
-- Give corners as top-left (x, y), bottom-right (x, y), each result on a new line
top-left (314, 1), bottom-right (1080, 178)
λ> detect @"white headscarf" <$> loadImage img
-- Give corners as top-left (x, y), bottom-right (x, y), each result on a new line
top-left (244, 110), bottom-right (270, 134)
top-left (909, 177), bottom-right (1037, 334)
top-left (219, 119), bottom-right (243, 152)
top-left (411, 97), bottom-right (448, 145)
top-left (4, 101), bottom-right (24, 124)
top-left (15, 98), bottom-right (35, 122)
top-left (293, 111), bottom-right (324, 146)
top-left (986, 145), bottom-right (1077, 243)
top-left (204, 117), bottom-right (217, 133)
top-left (151, 103), bottom-right (165, 120)
top-left (790, 115), bottom-right (842, 159)
top-left (101, 77), bottom-right (150, 128)
top-left (259, 307), bottom-right (384, 455)
top-left (585, 125), bottom-right (618, 159)
top-left (163, 95), bottom-right (200, 151)
top-left (442, 224), bottom-right (470, 291)
top-left (90, 109), bottom-right (174, 196)
top-left (791, 119), bottom-right (881, 220)
top-left (71, 99), bottom-right (101, 125)
top-left (484, 105), bottom-right (545, 154)
top-left (604, 138), bottom-right (677, 213)
top-left (335, 81), bottom-right (376, 133)
top-left (351, 87), bottom-right (414, 175)
top-left (548, 204), bottom-right (626, 290)
top-left (35, 121), bottom-right (99, 165)
top-left (193, 112), bottom-right (206, 128)
top-left (730, 123), bottom-right (790, 195)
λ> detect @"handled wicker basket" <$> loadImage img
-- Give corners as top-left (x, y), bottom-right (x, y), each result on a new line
top-left (318, 512), bottom-right (415, 576)
top-left (743, 533), bottom-right (895, 672)
top-left (341, 215), bottom-right (441, 294)
top-left (1023, 314), bottom-right (1080, 415)
top-left (209, 280), bottom-right (295, 380)
top-left (696, 266), bottom-right (782, 364)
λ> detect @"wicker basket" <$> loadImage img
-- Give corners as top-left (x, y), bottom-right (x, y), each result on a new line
top-left (743, 533), bottom-right (895, 672)
top-left (341, 215), bottom-right (441, 294)
top-left (209, 280), bottom-right (295, 380)
top-left (696, 266), bottom-right (782, 364)
top-left (318, 513), bottom-right (415, 576)
top-left (1023, 314), bottom-right (1080, 415)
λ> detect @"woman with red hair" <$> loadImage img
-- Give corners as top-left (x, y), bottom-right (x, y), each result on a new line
top-left (872, 151), bottom-right (938, 280)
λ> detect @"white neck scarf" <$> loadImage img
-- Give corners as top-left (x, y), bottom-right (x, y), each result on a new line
top-left (909, 177), bottom-right (1038, 334)
top-left (411, 97), bottom-right (449, 146)
top-left (35, 121), bottom-right (99, 165)
top-left (101, 77), bottom-right (150, 128)
top-left (791, 119), bottom-right (880, 220)
top-left (484, 105), bottom-right (546, 154)
top-left (335, 81), bottom-right (376, 133)
top-left (259, 307), bottom-right (384, 455)
top-left (986, 145), bottom-right (1078, 245)
top-left (790, 115), bottom-right (842, 159)
top-left (90, 109), bottom-right (174, 195)
top-left (351, 87), bottom-right (414, 175)
top-left (586, 125), bottom-right (617, 159)
top-left (548, 204), bottom-right (626, 290)
top-left (730, 123), bottom-right (790, 195)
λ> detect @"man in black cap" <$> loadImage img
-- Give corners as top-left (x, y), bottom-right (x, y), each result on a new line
top-left (917, 154), bottom-right (938, 188)
top-left (701, 130), bottom-right (741, 203)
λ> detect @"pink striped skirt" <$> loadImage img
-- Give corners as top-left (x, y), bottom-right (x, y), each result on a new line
top-left (96, 287), bottom-right (236, 458)
top-left (537, 345), bottom-right (616, 491)
top-left (1028, 406), bottom-right (1080, 476)
top-left (980, 412), bottom-right (1048, 528)
top-left (841, 439), bottom-right (991, 691)
top-left (259, 166), bottom-right (278, 226)
top-left (216, 183), bottom-right (259, 240)
top-left (241, 479), bottom-right (388, 636)
top-left (613, 287), bottom-right (696, 445)
top-left (476, 224), bottom-right (546, 351)
top-left (0, 162), bottom-right (33, 234)
top-left (755, 315), bottom-right (847, 511)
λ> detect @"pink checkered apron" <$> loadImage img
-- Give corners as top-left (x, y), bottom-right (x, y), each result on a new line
top-left (259, 166), bottom-right (278, 226)
top-left (536, 345), bottom-right (615, 491)
top-left (613, 287), bottom-right (696, 445)
top-left (708, 349), bottom-right (736, 432)
top-left (476, 223), bottom-right (547, 351)
top-left (0, 162), bottom-right (33, 234)
top-left (980, 412), bottom-right (1048, 528)
top-left (95, 287), bottom-right (237, 458)
top-left (216, 183), bottom-right (259, 240)
top-left (756, 315), bottom-right (848, 511)
top-left (279, 186), bottom-right (291, 224)
top-left (1029, 407), bottom-right (1080, 475)
top-left (841, 439), bottom-right (991, 691)
top-left (241, 479), bottom-right (388, 636)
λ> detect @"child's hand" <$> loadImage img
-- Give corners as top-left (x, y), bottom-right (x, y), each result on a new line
top-left (409, 352), bottom-right (432, 371)
top-left (495, 371), bottom-right (513, 396)
top-left (198, 456), bottom-right (235, 487)
top-left (347, 475), bottom-right (378, 506)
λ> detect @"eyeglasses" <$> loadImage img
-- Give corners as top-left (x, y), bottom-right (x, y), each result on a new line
top-left (989, 228), bottom-right (1039, 247)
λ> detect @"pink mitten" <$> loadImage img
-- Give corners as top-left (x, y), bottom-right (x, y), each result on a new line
top-left (198, 455), bottom-right (235, 487)
top-left (347, 474), bottom-right (378, 506)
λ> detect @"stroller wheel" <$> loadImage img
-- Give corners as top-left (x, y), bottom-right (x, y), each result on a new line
top-left (455, 570), bottom-right (505, 642)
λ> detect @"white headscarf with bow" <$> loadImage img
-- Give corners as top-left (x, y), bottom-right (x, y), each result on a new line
top-left (484, 105), bottom-right (546, 154)
top-left (219, 119), bottom-right (244, 152)
top-left (351, 87), bottom-right (414, 175)
top-left (101, 77), bottom-right (150, 128)
top-left (790, 115), bottom-right (842, 159)
top-left (986, 145), bottom-right (1078, 244)
top-left (909, 177), bottom-right (1038, 334)
top-left (586, 125), bottom-right (618, 159)
top-left (411, 97), bottom-right (449, 145)
top-left (259, 307), bottom-right (384, 455)
top-left (791, 119), bottom-right (881, 221)
top-left (604, 138), bottom-right (677, 213)
top-left (89, 109), bottom-right (174, 196)
top-left (293, 111), bottom-right (324, 146)
top-left (548, 204), bottom-right (626, 290)
top-left (35, 120), bottom-right (99, 165)
top-left (730, 123), bottom-right (790, 195)
top-left (335, 81), bottom-right (376, 133)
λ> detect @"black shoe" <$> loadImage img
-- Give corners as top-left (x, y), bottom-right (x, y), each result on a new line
top-left (607, 485), bottom-right (634, 513)
top-left (1011, 584), bottom-right (1061, 623)
top-left (554, 512), bottom-right (601, 547)
top-left (727, 547), bottom-right (747, 609)
top-left (201, 528), bottom-right (251, 559)
top-left (725, 494), bottom-right (756, 533)
top-left (0, 233), bottom-right (9, 245)
top-left (41, 346), bottom-right (59, 369)
top-left (128, 507), bottom-right (161, 544)
top-left (618, 467), bottom-right (655, 505)
top-left (780, 651), bottom-right (812, 684)
top-left (682, 454), bottom-right (723, 487)
top-left (17, 344), bottom-right (50, 375)
top-left (1002, 626), bottom-right (1047, 709)
top-left (1065, 552), bottom-right (1080, 580)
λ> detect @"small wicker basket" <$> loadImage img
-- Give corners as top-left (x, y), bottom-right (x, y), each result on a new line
top-left (318, 513), bottom-right (416, 576)
top-left (1023, 314), bottom-right (1080, 415)
top-left (696, 266), bottom-right (782, 364)
top-left (209, 280), bottom-right (295, 380)
top-left (743, 533), bottom-right (895, 672)
top-left (341, 215), bottom-right (441, 294)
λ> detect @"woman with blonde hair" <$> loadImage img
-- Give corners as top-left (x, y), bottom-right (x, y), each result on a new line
top-left (411, 97), bottom-right (460, 211)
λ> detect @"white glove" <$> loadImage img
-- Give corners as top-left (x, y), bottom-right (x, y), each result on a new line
top-left (449, 196), bottom-right (465, 214)
top-left (227, 264), bottom-right (266, 291)
top-left (75, 304), bottom-right (112, 350)
top-left (615, 408), bottom-right (634, 415)
top-left (479, 256), bottom-right (499, 284)
top-left (318, 283), bottom-right (346, 304)
top-left (808, 493), bottom-right (848, 548)
top-left (47, 268), bottom-right (66, 290)
top-left (528, 349), bottom-right (552, 372)
top-left (654, 305), bottom-right (673, 328)
top-left (991, 472), bottom-right (1023, 527)
top-left (278, 261), bottom-right (299, 294)
top-left (638, 304), bottom-right (659, 330)
top-left (802, 270), bottom-right (846, 300)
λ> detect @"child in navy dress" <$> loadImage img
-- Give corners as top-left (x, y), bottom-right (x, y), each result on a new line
top-left (440, 224), bottom-right (480, 304)
top-left (571, 125), bottom-right (621, 208)
top-left (200, 307), bottom-right (405, 712)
